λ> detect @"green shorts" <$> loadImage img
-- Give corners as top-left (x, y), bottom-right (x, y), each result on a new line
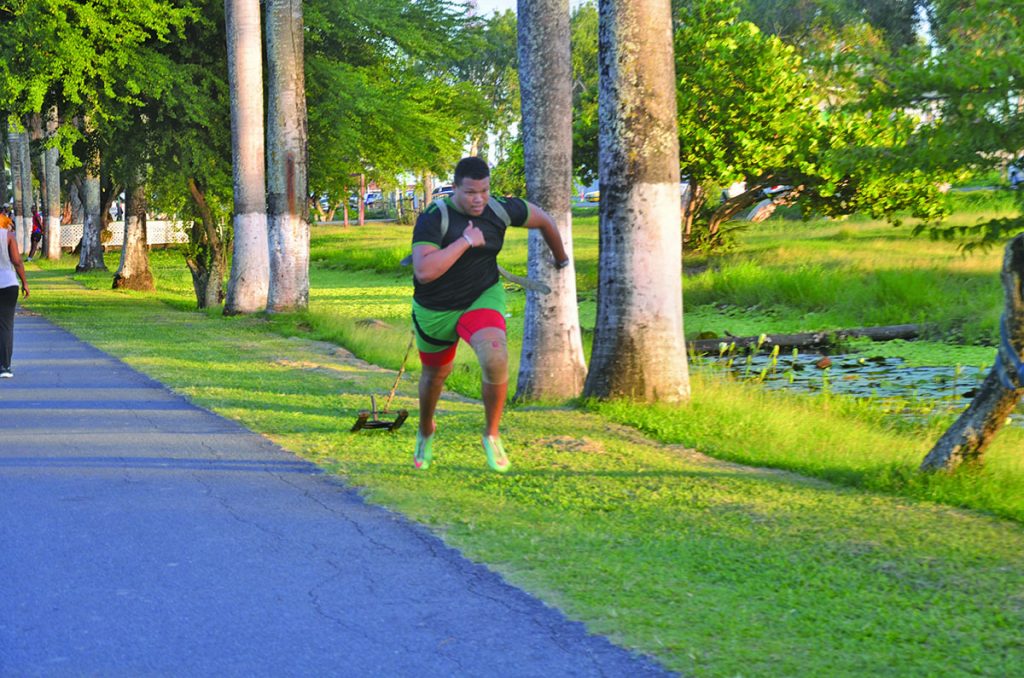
top-left (411, 282), bottom-right (506, 354)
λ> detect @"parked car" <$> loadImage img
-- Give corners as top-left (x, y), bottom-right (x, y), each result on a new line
top-left (1009, 160), bottom-right (1024, 189)
top-left (432, 185), bottom-right (454, 198)
top-left (364, 191), bottom-right (383, 207)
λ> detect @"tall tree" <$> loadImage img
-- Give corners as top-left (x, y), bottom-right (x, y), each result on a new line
top-left (583, 0), bottom-right (690, 402)
top-left (44, 107), bottom-right (61, 261)
top-left (7, 126), bottom-right (26, 247)
top-left (17, 125), bottom-right (33, 254)
top-left (223, 0), bottom-right (269, 315)
top-left (514, 0), bottom-right (587, 401)
top-left (265, 0), bottom-right (309, 312)
top-left (0, 118), bottom-right (8, 209)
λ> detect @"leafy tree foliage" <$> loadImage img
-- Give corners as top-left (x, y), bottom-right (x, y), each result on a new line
top-left (305, 0), bottom-right (475, 207)
top-left (568, 0), bottom-right (957, 249)
top-left (489, 137), bottom-right (526, 196)
top-left (446, 9), bottom-right (521, 162)
top-left (874, 0), bottom-right (1024, 248)
top-left (0, 0), bottom-right (197, 166)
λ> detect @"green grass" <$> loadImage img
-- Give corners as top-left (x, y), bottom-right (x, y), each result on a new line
top-left (21, 211), bottom-right (1024, 676)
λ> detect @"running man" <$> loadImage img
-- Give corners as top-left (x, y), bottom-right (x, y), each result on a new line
top-left (410, 156), bottom-right (569, 472)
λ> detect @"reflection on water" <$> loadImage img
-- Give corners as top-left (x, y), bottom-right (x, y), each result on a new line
top-left (697, 351), bottom-right (1024, 427)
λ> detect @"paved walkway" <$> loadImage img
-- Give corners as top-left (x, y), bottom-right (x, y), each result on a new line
top-left (0, 314), bottom-right (669, 677)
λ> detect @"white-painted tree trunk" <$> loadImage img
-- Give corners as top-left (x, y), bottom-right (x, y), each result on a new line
top-left (0, 119), bottom-right (8, 209)
top-left (224, 0), bottom-right (269, 314)
top-left (514, 0), bottom-right (587, 401)
top-left (18, 128), bottom-right (33, 254)
top-left (583, 0), bottom-right (690, 403)
top-left (265, 0), bottom-right (310, 312)
top-left (44, 107), bottom-right (61, 261)
top-left (113, 168), bottom-right (154, 291)
top-left (30, 113), bottom-right (45, 258)
top-left (7, 129), bottom-right (25, 246)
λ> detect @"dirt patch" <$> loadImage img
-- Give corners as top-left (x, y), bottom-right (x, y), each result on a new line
top-left (537, 436), bottom-right (606, 454)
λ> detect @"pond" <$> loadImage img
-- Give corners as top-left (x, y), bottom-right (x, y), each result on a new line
top-left (696, 349), bottom-right (1024, 427)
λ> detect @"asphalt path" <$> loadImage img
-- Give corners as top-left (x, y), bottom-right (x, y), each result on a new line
top-left (0, 313), bottom-right (670, 677)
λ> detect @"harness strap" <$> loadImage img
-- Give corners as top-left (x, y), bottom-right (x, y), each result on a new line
top-left (411, 310), bottom-right (456, 348)
top-left (434, 196), bottom-right (511, 242)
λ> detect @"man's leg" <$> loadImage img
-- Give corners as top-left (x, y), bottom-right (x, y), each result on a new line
top-left (468, 327), bottom-right (509, 437)
top-left (468, 326), bottom-right (511, 472)
top-left (418, 356), bottom-right (454, 437)
top-left (413, 345), bottom-right (455, 470)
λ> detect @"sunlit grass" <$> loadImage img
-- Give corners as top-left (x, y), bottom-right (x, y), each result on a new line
top-left (19, 203), bottom-right (1024, 676)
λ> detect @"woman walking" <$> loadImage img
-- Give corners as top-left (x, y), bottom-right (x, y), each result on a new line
top-left (0, 206), bottom-right (30, 379)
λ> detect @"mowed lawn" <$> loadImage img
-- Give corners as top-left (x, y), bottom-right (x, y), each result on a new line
top-left (20, 210), bottom-right (1024, 677)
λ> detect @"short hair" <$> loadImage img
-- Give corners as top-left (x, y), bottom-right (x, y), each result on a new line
top-left (454, 157), bottom-right (490, 186)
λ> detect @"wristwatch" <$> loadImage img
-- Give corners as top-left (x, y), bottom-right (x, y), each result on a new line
top-left (556, 258), bottom-right (571, 269)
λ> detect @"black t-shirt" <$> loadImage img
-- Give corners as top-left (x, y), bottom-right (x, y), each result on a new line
top-left (411, 196), bottom-right (529, 310)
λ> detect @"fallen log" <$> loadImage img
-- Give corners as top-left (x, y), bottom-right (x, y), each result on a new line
top-left (920, 233), bottom-right (1024, 472)
top-left (687, 323), bottom-right (925, 354)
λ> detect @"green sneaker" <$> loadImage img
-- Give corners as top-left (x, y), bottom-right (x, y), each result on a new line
top-left (482, 435), bottom-right (511, 473)
top-left (414, 428), bottom-right (435, 470)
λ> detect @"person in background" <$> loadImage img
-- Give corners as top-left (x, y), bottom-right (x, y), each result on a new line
top-left (27, 207), bottom-right (44, 261)
top-left (0, 205), bottom-right (30, 379)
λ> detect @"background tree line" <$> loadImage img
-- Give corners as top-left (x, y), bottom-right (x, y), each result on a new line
top-left (493, 0), bottom-right (1022, 251)
top-left (0, 0), bottom-right (507, 307)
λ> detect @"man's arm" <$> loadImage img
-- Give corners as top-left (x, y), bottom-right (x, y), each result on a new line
top-left (412, 221), bottom-right (485, 284)
top-left (523, 202), bottom-right (569, 267)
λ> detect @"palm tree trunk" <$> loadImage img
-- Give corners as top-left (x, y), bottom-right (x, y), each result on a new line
top-left (514, 0), bottom-right (587, 401)
top-left (0, 117), bottom-right (8, 209)
top-left (265, 0), bottom-right (310, 312)
top-left (583, 0), bottom-right (690, 403)
top-left (30, 113), bottom-right (46, 258)
top-left (18, 126), bottom-right (33, 254)
top-left (112, 167), bottom-right (155, 291)
top-left (224, 0), bottom-right (269, 315)
top-left (7, 129), bottom-right (25, 244)
top-left (44, 107), bottom-right (61, 260)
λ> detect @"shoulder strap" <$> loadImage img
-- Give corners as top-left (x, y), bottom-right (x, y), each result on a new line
top-left (488, 197), bottom-right (511, 227)
top-left (435, 198), bottom-right (449, 239)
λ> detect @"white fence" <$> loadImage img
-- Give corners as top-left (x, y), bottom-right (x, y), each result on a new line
top-left (60, 220), bottom-right (189, 250)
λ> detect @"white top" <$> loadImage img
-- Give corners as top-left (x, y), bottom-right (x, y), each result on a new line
top-left (0, 228), bottom-right (19, 288)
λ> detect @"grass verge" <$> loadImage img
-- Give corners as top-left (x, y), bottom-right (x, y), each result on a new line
top-left (20, 242), bottom-right (1024, 676)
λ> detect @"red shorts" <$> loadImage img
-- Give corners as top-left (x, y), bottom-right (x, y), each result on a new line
top-left (418, 308), bottom-right (506, 367)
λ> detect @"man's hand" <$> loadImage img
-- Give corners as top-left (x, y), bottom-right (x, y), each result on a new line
top-left (463, 221), bottom-right (485, 247)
